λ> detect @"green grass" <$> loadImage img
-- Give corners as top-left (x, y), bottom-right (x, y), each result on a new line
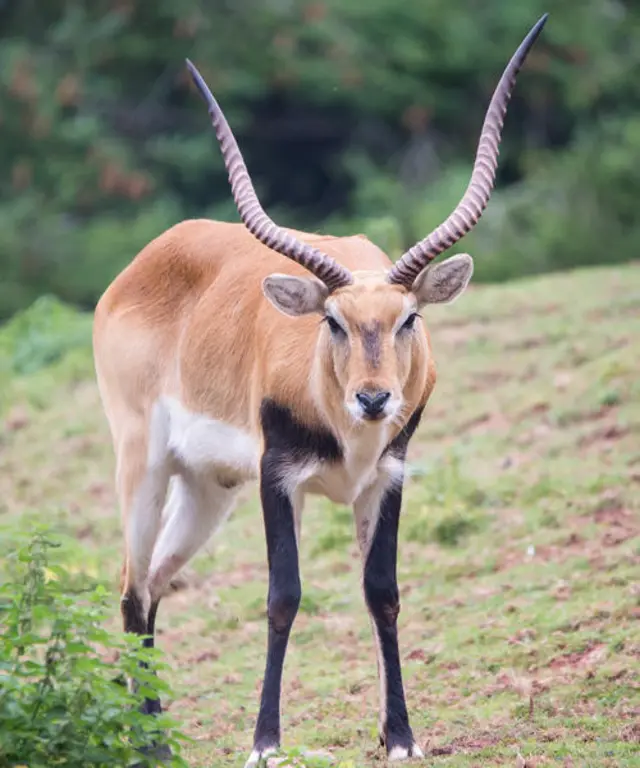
top-left (1, 263), bottom-right (639, 766)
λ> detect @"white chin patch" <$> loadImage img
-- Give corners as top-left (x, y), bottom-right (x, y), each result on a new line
top-left (386, 398), bottom-right (402, 420)
top-left (388, 743), bottom-right (424, 761)
top-left (345, 398), bottom-right (402, 423)
top-left (346, 399), bottom-right (365, 422)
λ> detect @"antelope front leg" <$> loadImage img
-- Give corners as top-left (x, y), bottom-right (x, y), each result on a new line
top-left (246, 452), bottom-right (302, 767)
top-left (355, 479), bottom-right (424, 761)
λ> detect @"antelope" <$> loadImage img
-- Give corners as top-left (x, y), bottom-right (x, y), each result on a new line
top-left (93, 14), bottom-right (547, 765)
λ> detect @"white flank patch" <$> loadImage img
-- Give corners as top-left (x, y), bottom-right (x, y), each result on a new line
top-left (136, 397), bottom-right (260, 598)
top-left (158, 396), bottom-right (259, 480)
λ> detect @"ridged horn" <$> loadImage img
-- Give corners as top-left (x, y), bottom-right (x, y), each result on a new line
top-left (186, 60), bottom-right (353, 292)
top-left (388, 13), bottom-right (549, 287)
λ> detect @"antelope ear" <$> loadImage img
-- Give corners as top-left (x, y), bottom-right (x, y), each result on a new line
top-left (262, 274), bottom-right (329, 317)
top-left (412, 254), bottom-right (474, 306)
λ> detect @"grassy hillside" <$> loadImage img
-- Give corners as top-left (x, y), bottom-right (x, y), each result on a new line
top-left (1, 263), bottom-right (639, 767)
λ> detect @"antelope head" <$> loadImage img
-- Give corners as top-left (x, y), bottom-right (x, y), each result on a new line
top-left (186, 14), bottom-right (547, 426)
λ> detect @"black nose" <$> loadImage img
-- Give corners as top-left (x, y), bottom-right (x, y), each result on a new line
top-left (356, 390), bottom-right (391, 418)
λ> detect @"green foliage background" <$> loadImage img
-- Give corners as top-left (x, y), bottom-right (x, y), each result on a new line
top-left (1, 0), bottom-right (639, 318)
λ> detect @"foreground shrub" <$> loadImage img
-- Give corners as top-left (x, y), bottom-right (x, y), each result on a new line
top-left (0, 532), bottom-right (189, 767)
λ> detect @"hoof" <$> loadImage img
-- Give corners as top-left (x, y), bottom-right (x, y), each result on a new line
top-left (132, 742), bottom-right (172, 767)
top-left (388, 743), bottom-right (424, 761)
top-left (139, 697), bottom-right (163, 716)
top-left (244, 746), bottom-right (277, 767)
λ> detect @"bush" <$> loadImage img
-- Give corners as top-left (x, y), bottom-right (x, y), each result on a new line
top-left (0, 295), bottom-right (92, 377)
top-left (0, 531), bottom-right (189, 767)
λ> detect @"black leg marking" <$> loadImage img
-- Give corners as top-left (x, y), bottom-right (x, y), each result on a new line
top-left (260, 399), bottom-right (342, 463)
top-left (121, 591), bottom-right (164, 718)
top-left (122, 593), bottom-right (172, 766)
top-left (363, 406), bottom-right (425, 757)
top-left (146, 599), bottom-right (160, 646)
top-left (250, 399), bottom-right (331, 759)
top-left (121, 588), bottom-right (147, 635)
top-left (364, 483), bottom-right (416, 753)
top-left (251, 449), bottom-right (302, 754)
top-left (141, 599), bottom-right (163, 716)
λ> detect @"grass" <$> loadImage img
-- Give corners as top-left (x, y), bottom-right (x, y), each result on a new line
top-left (1, 263), bottom-right (639, 767)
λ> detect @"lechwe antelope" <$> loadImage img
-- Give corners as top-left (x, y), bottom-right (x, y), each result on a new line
top-left (93, 14), bottom-right (548, 764)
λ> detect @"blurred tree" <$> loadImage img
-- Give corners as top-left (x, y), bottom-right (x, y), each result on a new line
top-left (0, 0), bottom-right (638, 317)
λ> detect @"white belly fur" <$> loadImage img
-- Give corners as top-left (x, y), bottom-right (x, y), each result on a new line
top-left (155, 397), bottom-right (404, 506)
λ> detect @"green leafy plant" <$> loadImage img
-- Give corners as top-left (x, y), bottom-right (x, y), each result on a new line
top-left (0, 531), bottom-right (190, 767)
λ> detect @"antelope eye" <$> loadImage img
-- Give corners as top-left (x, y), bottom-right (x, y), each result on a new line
top-left (325, 315), bottom-right (346, 336)
top-left (399, 312), bottom-right (419, 332)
